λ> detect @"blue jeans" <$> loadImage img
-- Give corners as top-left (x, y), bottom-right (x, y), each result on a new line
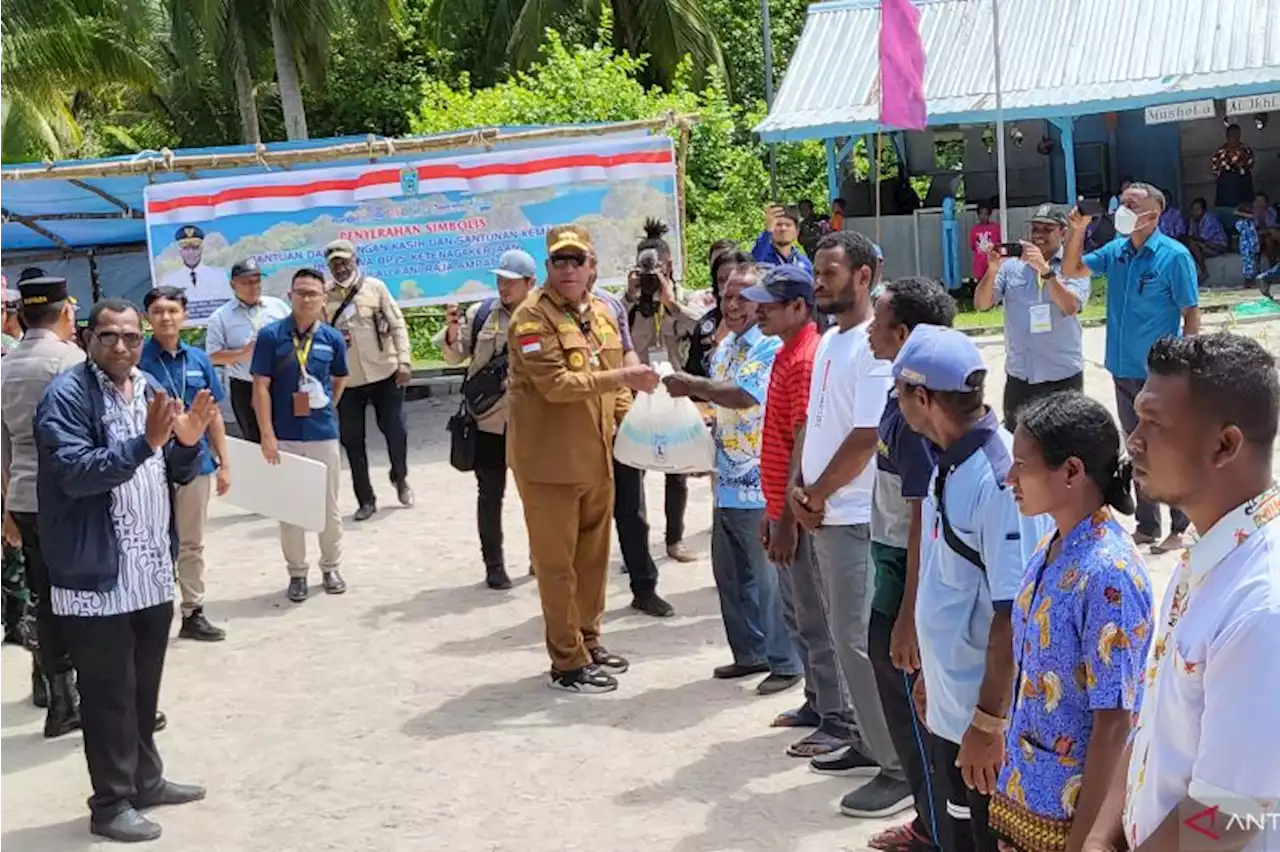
top-left (710, 508), bottom-right (802, 676)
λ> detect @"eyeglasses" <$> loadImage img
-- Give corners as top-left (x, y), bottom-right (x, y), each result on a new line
top-left (550, 254), bottom-right (588, 269)
top-left (92, 330), bottom-right (144, 349)
top-left (290, 290), bottom-right (326, 301)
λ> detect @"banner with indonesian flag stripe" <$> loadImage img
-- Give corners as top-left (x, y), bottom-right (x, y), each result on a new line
top-left (143, 135), bottom-right (681, 323)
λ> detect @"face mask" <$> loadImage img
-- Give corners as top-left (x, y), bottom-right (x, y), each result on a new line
top-left (1114, 206), bottom-right (1140, 236)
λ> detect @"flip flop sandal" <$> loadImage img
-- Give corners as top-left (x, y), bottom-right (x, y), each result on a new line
top-left (869, 821), bottom-right (931, 852)
top-left (771, 706), bottom-right (821, 728)
top-left (785, 730), bottom-right (846, 758)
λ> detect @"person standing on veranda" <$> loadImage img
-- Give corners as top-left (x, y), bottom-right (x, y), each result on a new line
top-left (252, 269), bottom-right (350, 604)
top-left (140, 287), bottom-right (230, 642)
top-left (506, 224), bottom-right (658, 694)
top-left (204, 258), bottom-right (290, 443)
top-left (323, 239), bottom-right (414, 521)
top-left (434, 249), bottom-right (537, 590)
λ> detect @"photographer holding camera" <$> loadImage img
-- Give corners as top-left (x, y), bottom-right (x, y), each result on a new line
top-left (622, 219), bottom-right (704, 566)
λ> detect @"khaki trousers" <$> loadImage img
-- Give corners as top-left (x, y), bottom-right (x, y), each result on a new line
top-left (516, 477), bottom-right (614, 672)
top-left (278, 439), bottom-right (343, 578)
top-left (173, 474), bottom-right (213, 616)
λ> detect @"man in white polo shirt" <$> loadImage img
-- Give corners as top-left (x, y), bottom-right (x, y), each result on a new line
top-left (1087, 333), bottom-right (1280, 852)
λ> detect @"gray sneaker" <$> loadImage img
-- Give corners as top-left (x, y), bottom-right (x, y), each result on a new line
top-left (839, 772), bottom-right (914, 818)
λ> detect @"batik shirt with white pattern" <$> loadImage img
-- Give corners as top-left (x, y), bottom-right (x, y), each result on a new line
top-left (1123, 486), bottom-right (1280, 851)
top-left (51, 366), bottom-right (175, 617)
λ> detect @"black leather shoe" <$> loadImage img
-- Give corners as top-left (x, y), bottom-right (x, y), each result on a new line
top-left (154, 711), bottom-right (167, 733)
top-left (713, 662), bottom-right (770, 680)
top-left (32, 659), bottom-right (48, 709)
top-left (44, 671), bottom-right (81, 738)
top-left (90, 808), bottom-right (162, 843)
top-left (287, 577), bottom-right (308, 603)
top-left (322, 570), bottom-right (347, 594)
top-left (630, 594), bottom-right (675, 618)
top-left (178, 609), bottom-right (226, 642)
top-left (134, 780), bottom-right (206, 809)
top-left (485, 567), bottom-right (512, 590)
top-left (395, 480), bottom-right (415, 507)
top-left (353, 503), bottom-right (376, 522)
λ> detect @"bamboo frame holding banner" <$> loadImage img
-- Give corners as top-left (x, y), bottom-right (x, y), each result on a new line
top-left (675, 121), bottom-right (691, 272)
top-left (2, 114), bottom-right (701, 182)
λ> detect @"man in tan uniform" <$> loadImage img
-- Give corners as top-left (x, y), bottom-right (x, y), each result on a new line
top-left (323, 239), bottom-right (414, 521)
top-left (507, 225), bottom-right (658, 693)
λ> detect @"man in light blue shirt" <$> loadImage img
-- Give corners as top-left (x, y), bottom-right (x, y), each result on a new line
top-left (893, 324), bottom-right (1051, 852)
top-left (973, 204), bottom-right (1090, 430)
top-left (664, 265), bottom-right (802, 691)
top-left (1064, 182), bottom-right (1200, 553)
top-left (204, 258), bottom-right (290, 443)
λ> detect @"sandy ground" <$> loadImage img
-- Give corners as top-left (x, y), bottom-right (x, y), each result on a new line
top-left (3, 317), bottom-right (1278, 852)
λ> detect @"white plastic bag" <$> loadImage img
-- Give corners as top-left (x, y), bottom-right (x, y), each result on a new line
top-left (614, 364), bottom-right (715, 474)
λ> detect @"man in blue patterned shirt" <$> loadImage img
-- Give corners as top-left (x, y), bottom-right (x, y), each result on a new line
top-left (34, 299), bottom-right (217, 843)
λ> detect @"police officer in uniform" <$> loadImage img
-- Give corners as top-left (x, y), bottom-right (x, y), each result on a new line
top-left (507, 225), bottom-right (658, 694)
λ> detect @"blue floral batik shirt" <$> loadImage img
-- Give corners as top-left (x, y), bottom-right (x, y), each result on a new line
top-left (997, 510), bottom-right (1153, 824)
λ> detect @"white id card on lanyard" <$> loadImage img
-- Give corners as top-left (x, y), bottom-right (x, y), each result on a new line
top-left (1029, 302), bottom-right (1053, 334)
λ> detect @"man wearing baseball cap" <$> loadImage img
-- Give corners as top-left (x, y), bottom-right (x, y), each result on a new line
top-left (205, 258), bottom-right (291, 443)
top-left (742, 264), bottom-right (854, 756)
top-left (323, 238), bottom-right (415, 521)
top-left (506, 224), bottom-right (658, 693)
top-left (892, 324), bottom-right (1051, 852)
top-left (434, 248), bottom-right (537, 589)
top-left (973, 203), bottom-right (1091, 432)
top-left (159, 225), bottom-right (233, 311)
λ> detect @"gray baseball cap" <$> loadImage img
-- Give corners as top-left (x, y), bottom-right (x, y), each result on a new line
top-left (492, 249), bottom-right (537, 280)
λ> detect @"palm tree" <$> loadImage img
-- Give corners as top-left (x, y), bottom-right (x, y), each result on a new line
top-left (1, 0), bottom-right (156, 160)
top-left (429, 0), bottom-right (726, 92)
top-left (165, 0), bottom-right (267, 144)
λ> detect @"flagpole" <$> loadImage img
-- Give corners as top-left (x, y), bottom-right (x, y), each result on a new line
top-left (762, 0), bottom-right (778, 199)
top-left (991, 0), bottom-right (1009, 236)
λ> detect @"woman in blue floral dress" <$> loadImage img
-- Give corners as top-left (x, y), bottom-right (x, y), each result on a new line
top-left (993, 392), bottom-right (1154, 852)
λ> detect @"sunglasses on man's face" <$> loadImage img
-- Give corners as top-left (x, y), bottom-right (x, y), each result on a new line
top-left (550, 253), bottom-right (588, 269)
top-left (92, 330), bottom-right (145, 349)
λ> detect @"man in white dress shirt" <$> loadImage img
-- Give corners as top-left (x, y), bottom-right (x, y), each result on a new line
top-left (158, 226), bottom-right (232, 316)
top-left (34, 299), bottom-right (218, 843)
top-left (1087, 333), bottom-right (1280, 852)
top-left (204, 258), bottom-right (291, 442)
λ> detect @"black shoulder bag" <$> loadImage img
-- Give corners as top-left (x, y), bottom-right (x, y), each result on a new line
top-left (447, 300), bottom-right (499, 471)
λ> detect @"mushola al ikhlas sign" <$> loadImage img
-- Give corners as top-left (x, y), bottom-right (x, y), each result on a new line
top-left (143, 135), bottom-right (683, 324)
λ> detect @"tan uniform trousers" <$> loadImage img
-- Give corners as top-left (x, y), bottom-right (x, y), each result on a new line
top-left (278, 439), bottom-right (344, 578)
top-left (173, 473), bottom-right (213, 616)
top-left (516, 477), bottom-right (614, 672)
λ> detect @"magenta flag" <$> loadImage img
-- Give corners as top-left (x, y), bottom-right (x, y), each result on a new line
top-left (879, 0), bottom-right (926, 130)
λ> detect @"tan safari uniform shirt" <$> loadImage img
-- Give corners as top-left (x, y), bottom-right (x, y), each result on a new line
top-left (432, 300), bottom-right (511, 435)
top-left (506, 288), bottom-right (631, 485)
top-left (324, 275), bottom-right (411, 388)
top-left (624, 289), bottom-right (702, 367)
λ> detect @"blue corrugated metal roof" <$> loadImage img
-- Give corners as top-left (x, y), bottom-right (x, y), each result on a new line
top-left (756, 0), bottom-right (1280, 142)
top-left (0, 123), bottom-right (646, 252)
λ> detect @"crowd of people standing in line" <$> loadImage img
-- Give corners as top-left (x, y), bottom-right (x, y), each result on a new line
top-left (2, 183), bottom-right (1279, 848)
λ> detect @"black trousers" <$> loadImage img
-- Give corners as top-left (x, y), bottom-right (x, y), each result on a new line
top-left (1001, 372), bottom-right (1084, 432)
top-left (228, 377), bottom-right (261, 444)
top-left (62, 602), bottom-right (173, 820)
top-left (337, 374), bottom-right (409, 506)
top-left (664, 473), bottom-right (688, 546)
top-left (612, 460), bottom-right (660, 597)
top-left (474, 429), bottom-right (507, 570)
top-left (1114, 377), bottom-right (1190, 538)
top-left (930, 733), bottom-right (997, 852)
top-left (869, 610), bottom-right (943, 849)
top-left (10, 512), bottom-right (73, 676)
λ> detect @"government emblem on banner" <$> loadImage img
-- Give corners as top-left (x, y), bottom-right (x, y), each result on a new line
top-left (399, 166), bottom-right (419, 197)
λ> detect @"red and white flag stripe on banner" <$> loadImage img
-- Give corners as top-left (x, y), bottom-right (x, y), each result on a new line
top-left (144, 136), bottom-right (676, 226)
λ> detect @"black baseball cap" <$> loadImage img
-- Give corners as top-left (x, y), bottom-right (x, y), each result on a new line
top-left (230, 258), bottom-right (261, 278)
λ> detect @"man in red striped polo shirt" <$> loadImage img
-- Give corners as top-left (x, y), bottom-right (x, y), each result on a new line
top-left (744, 265), bottom-right (854, 757)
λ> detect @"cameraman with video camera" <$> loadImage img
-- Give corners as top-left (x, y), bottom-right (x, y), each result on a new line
top-left (621, 219), bottom-right (704, 571)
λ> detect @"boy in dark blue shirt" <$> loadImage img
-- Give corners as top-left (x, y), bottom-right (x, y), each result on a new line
top-left (251, 269), bottom-right (350, 603)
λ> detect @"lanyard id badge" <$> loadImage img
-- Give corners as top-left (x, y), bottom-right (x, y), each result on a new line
top-left (292, 332), bottom-right (314, 417)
